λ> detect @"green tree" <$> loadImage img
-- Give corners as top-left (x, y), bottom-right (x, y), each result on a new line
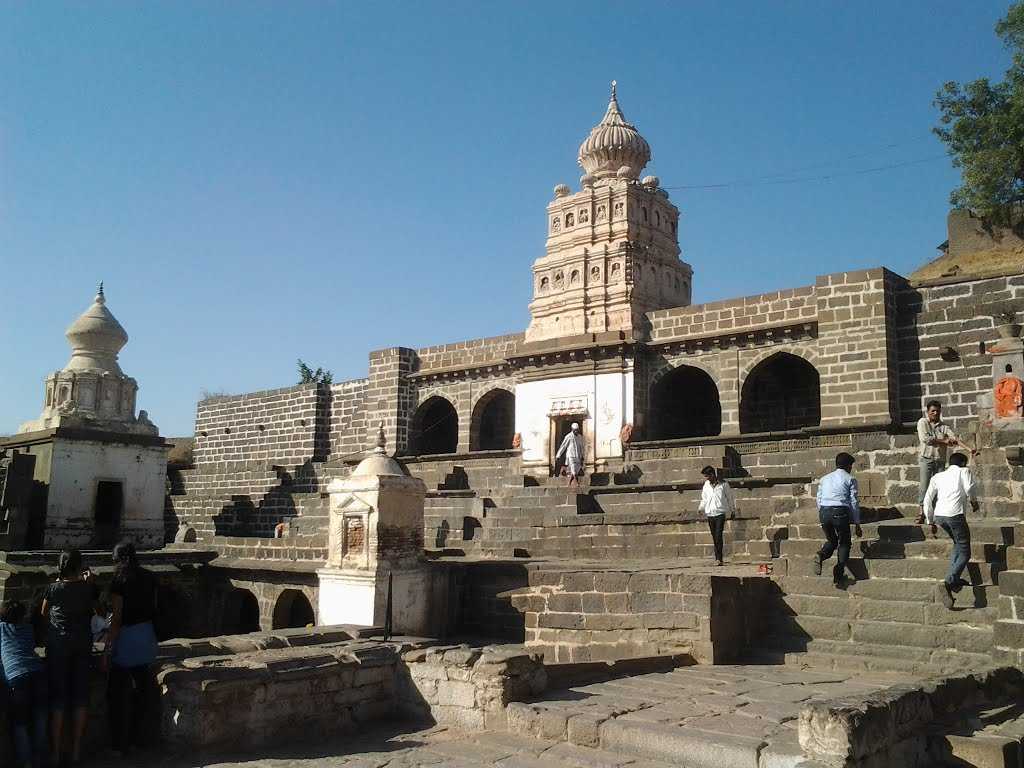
top-left (297, 359), bottom-right (333, 386)
top-left (934, 2), bottom-right (1024, 229)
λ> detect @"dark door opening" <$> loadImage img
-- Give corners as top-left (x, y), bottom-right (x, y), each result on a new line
top-left (94, 481), bottom-right (123, 547)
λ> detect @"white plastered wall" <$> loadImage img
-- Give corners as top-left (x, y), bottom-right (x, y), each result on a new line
top-left (515, 371), bottom-right (633, 471)
top-left (46, 438), bottom-right (167, 548)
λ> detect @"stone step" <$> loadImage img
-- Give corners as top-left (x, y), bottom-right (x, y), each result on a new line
top-left (779, 591), bottom-right (999, 627)
top-left (764, 611), bottom-right (994, 654)
top-left (786, 519), bottom-right (1016, 543)
top-left (780, 537), bottom-right (1008, 563)
top-left (775, 574), bottom-right (1000, 603)
top-left (782, 553), bottom-right (1001, 583)
top-left (746, 644), bottom-right (992, 676)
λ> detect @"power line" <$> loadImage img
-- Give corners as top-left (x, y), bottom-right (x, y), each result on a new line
top-left (663, 153), bottom-right (949, 191)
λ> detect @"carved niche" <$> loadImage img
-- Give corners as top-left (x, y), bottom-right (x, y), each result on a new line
top-left (328, 494), bottom-right (373, 569)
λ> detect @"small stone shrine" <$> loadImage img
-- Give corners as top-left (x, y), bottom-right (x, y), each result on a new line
top-left (0, 285), bottom-right (167, 548)
top-left (318, 424), bottom-right (433, 634)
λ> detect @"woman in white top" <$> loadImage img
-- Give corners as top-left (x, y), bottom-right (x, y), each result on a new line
top-left (698, 466), bottom-right (736, 566)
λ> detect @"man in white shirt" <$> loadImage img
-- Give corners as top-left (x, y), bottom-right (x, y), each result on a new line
top-left (924, 452), bottom-right (978, 609)
top-left (698, 466), bottom-right (735, 566)
top-left (555, 423), bottom-right (586, 488)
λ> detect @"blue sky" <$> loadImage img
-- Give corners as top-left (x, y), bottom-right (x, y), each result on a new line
top-left (0, 1), bottom-right (1013, 436)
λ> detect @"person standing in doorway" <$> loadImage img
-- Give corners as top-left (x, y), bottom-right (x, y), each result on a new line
top-left (555, 423), bottom-right (586, 488)
top-left (813, 453), bottom-right (863, 587)
top-left (915, 401), bottom-right (972, 524)
top-left (924, 452), bottom-right (978, 609)
top-left (104, 541), bottom-right (160, 757)
top-left (698, 466), bottom-right (735, 566)
top-left (42, 549), bottom-right (97, 767)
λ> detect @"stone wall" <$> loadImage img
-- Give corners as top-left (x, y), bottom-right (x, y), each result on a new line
top-left (159, 639), bottom-right (397, 750)
top-left (329, 377), bottom-right (369, 460)
top-left (898, 273), bottom-right (1024, 431)
top-left (193, 383), bottom-right (329, 470)
top-left (639, 269), bottom-right (903, 437)
top-left (509, 566), bottom-right (770, 665)
top-left (415, 333), bottom-right (523, 373)
top-left (397, 644), bottom-right (546, 730)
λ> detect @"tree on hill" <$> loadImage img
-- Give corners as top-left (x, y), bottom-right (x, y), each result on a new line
top-left (297, 359), bottom-right (333, 387)
top-left (934, 2), bottom-right (1024, 230)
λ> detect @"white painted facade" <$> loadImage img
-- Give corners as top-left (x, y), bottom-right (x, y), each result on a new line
top-left (515, 369), bottom-right (634, 473)
top-left (46, 438), bottom-right (167, 548)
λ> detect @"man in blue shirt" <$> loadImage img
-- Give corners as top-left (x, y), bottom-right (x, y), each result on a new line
top-left (813, 452), bottom-right (862, 587)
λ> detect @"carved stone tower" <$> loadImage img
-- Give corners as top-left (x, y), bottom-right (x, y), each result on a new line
top-left (525, 83), bottom-right (693, 343)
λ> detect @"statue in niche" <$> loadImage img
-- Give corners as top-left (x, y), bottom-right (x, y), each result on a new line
top-left (554, 271), bottom-right (564, 287)
top-left (539, 276), bottom-right (549, 293)
top-left (591, 266), bottom-right (601, 280)
top-left (596, 205), bottom-right (607, 222)
top-left (995, 376), bottom-right (1023, 418)
top-left (565, 213), bottom-right (574, 227)
top-left (610, 262), bottom-right (621, 280)
top-left (613, 202), bottom-right (624, 217)
top-left (579, 209), bottom-right (589, 223)
top-left (570, 270), bottom-right (580, 285)
top-left (551, 217), bottom-right (561, 233)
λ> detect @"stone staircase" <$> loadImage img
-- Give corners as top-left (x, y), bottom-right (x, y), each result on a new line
top-left (746, 515), bottom-right (1016, 675)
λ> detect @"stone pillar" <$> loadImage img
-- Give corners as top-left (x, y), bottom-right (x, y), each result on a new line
top-left (317, 428), bottom-right (432, 635)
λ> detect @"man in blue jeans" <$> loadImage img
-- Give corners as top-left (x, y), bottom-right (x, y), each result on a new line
top-left (813, 452), bottom-right (863, 587)
top-left (924, 452), bottom-right (978, 609)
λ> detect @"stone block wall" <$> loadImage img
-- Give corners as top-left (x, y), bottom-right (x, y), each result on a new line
top-left (645, 285), bottom-right (817, 341)
top-left (159, 640), bottom-right (396, 750)
top-left (638, 269), bottom-right (905, 437)
top-left (408, 374), bottom-right (519, 455)
top-left (398, 644), bottom-right (546, 731)
top-left (898, 273), bottom-right (1024, 431)
top-left (814, 268), bottom-right (901, 427)
top-left (330, 378), bottom-right (369, 460)
top-left (193, 383), bottom-right (328, 470)
top-left (415, 333), bottom-right (523, 373)
top-left (510, 567), bottom-right (769, 665)
top-left (363, 347), bottom-right (417, 453)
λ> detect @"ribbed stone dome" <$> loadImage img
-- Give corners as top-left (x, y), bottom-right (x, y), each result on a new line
top-left (64, 284), bottom-right (128, 374)
top-left (577, 82), bottom-right (651, 180)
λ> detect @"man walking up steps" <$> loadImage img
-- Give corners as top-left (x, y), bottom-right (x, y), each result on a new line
top-left (924, 452), bottom-right (978, 609)
top-left (813, 453), bottom-right (863, 587)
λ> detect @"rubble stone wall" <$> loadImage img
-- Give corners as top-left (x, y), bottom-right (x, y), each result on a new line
top-left (397, 644), bottom-right (546, 731)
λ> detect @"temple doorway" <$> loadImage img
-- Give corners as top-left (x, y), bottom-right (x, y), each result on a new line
top-left (94, 480), bottom-right (122, 547)
top-left (549, 416), bottom-right (585, 477)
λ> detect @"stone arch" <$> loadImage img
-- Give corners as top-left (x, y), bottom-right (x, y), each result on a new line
top-left (409, 396), bottom-right (459, 455)
top-left (470, 388), bottom-right (515, 451)
top-left (223, 588), bottom-right (261, 634)
top-left (648, 364), bottom-right (722, 439)
top-left (739, 350), bottom-right (821, 433)
top-left (272, 588), bottom-right (315, 630)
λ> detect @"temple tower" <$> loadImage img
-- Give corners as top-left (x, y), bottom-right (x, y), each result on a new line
top-left (2, 285), bottom-right (166, 549)
top-left (525, 82), bottom-right (693, 343)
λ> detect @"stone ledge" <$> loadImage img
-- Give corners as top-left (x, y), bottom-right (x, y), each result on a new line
top-left (797, 665), bottom-right (1024, 766)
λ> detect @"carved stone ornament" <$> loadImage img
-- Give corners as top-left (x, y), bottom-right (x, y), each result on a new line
top-left (511, 432), bottom-right (522, 449)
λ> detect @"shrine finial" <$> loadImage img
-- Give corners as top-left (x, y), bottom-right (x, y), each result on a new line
top-left (375, 422), bottom-right (387, 454)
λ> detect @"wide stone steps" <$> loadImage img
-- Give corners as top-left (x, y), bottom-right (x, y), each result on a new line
top-left (747, 643), bottom-right (993, 676)
top-left (783, 552), bottom-right (1001, 583)
top-left (781, 536), bottom-right (1007, 563)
